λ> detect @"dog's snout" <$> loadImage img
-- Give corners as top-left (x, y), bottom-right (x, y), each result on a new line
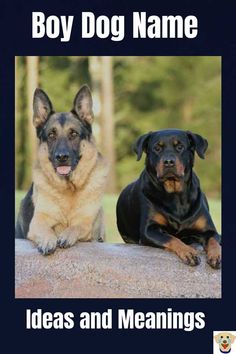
top-left (163, 157), bottom-right (175, 168)
top-left (56, 153), bottom-right (69, 162)
top-left (223, 340), bottom-right (227, 344)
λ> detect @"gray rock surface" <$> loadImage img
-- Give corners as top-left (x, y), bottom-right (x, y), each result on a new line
top-left (15, 239), bottom-right (221, 298)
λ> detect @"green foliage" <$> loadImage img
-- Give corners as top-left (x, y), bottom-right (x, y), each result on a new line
top-left (114, 56), bottom-right (221, 197)
top-left (15, 57), bottom-right (28, 190)
top-left (40, 56), bottom-right (90, 112)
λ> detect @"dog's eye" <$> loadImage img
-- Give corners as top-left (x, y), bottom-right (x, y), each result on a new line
top-left (221, 336), bottom-right (223, 338)
top-left (227, 336), bottom-right (229, 339)
top-left (155, 145), bottom-right (163, 153)
top-left (175, 144), bottom-right (184, 152)
top-left (70, 131), bottom-right (79, 139)
top-left (48, 131), bottom-right (56, 140)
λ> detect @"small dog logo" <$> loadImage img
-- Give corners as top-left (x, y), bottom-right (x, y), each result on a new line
top-left (214, 332), bottom-right (236, 353)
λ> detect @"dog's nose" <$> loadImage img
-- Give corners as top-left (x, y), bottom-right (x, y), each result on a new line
top-left (223, 340), bottom-right (227, 343)
top-left (164, 158), bottom-right (175, 167)
top-left (56, 153), bottom-right (69, 162)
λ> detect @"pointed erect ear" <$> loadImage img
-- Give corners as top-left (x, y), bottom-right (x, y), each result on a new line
top-left (133, 132), bottom-right (152, 161)
top-left (33, 88), bottom-right (53, 129)
top-left (72, 85), bottom-right (94, 125)
top-left (186, 131), bottom-right (208, 159)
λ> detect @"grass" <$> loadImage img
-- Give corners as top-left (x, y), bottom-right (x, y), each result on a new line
top-left (15, 191), bottom-right (221, 243)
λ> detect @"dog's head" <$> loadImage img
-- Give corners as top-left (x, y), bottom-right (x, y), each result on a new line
top-left (134, 129), bottom-right (208, 193)
top-left (33, 85), bottom-right (94, 177)
top-left (214, 332), bottom-right (236, 353)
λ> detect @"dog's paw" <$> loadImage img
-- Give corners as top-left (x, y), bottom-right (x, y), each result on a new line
top-left (177, 246), bottom-right (201, 266)
top-left (57, 229), bottom-right (79, 249)
top-left (206, 238), bottom-right (221, 269)
top-left (37, 236), bottom-right (57, 255)
top-left (207, 253), bottom-right (221, 269)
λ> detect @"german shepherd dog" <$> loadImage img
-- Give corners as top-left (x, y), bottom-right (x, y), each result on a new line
top-left (16, 85), bottom-right (109, 255)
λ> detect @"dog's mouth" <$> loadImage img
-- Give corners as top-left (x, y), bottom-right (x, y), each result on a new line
top-left (221, 344), bottom-right (229, 350)
top-left (56, 165), bottom-right (72, 176)
top-left (158, 172), bottom-right (184, 181)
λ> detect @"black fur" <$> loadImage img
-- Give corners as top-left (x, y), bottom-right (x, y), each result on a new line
top-left (116, 129), bottom-right (221, 268)
top-left (15, 184), bottom-right (34, 238)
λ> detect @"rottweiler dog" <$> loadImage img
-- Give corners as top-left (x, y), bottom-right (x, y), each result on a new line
top-left (16, 85), bottom-right (109, 255)
top-left (116, 129), bottom-right (221, 269)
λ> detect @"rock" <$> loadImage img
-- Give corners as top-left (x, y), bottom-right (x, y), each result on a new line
top-left (15, 239), bottom-right (221, 298)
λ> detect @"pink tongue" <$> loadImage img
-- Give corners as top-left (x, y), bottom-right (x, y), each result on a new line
top-left (56, 166), bottom-right (72, 175)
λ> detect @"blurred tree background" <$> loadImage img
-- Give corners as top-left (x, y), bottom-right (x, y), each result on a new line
top-left (15, 56), bottom-right (221, 240)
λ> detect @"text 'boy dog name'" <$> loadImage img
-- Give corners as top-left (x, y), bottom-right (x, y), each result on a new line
top-left (32, 12), bottom-right (198, 42)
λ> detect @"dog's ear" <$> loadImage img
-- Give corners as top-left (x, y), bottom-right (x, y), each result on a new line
top-left (186, 131), bottom-right (208, 159)
top-left (73, 85), bottom-right (94, 125)
top-left (230, 334), bottom-right (236, 343)
top-left (214, 334), bottom-right (220, 343)
top-left (33, 88), bottom-right (53, 129)
top-left (133, 132), bottom-right (152, 161)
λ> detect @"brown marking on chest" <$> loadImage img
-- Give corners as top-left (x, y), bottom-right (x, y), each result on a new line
top-left (164, 179), bottom-right (184, 193)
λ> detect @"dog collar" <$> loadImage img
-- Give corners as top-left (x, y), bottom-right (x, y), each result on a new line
top-left (220, 349), bottom-right (231, 353)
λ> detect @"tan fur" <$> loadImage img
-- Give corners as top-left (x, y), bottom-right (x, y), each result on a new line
top-left (175, 157), bottom-right (185, 177)
top-left (214, 332), bottom-right (236, 344)
top-left (205, 236), bottom-right (221, 267)
top-left (192, 215), bottom-right (207, 231)
top-left (156, 160), bottom-right (164, 178)
top-left (163, 179), bottom-right (184, 193)
top-left (27, 138), bottom-right (109, 252)
top-left (164, 236), bottom-right (198, 265)
top-left (151, 212), bottom-right (167, 226)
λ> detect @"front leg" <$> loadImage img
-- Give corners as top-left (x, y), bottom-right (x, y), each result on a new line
top-left (141, 222), bottom-right (201, 266)
top-left (27, 213), bottom-right (57, 255)
top-left (57, 225), bottom-right (80, 248)
top-left (57, 216), bottom-right (95, 248)
top-left (205, 234), bottom-right (221, 269)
